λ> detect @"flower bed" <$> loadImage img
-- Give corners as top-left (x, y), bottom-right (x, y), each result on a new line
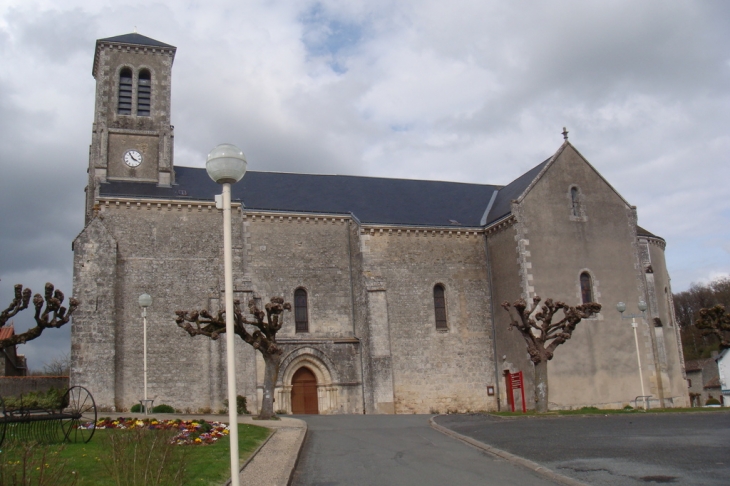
top-left (86, 418), bottom-right (230, 445)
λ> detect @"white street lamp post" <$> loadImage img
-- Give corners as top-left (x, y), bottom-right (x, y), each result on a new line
top-left (206, 143), bottom-right (247, 486)
top-left (138, 293), bottom-right (153, 414)
top-left (617, 300), bottom-right (649, 410)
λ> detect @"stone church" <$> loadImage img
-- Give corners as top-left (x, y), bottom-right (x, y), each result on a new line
top-left (71, 33), bottom-right (689, 414)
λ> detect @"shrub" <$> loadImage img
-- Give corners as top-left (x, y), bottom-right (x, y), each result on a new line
top-left (4, 389), bottom-right (64, 411)
top-left (223, 395), bottom-right (249, 415)
top-left (274, 409), bottom-right (288, 415)
top-left (130, 403), bottom-right (142, 413)
top-left (151, 404), bottom-right (176, 414)
top-left (197, 420), bottom-right (213, 433)
top-left (706, 397), bottom-right (721, 405)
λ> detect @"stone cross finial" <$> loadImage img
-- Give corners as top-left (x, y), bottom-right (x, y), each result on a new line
top-left (562, 127), bottom-right (569, 141)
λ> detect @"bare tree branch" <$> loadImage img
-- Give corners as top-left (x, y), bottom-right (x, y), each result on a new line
top-left (502, 296), bottom-right (601, 412)
top-left (0, 283), bottom-right (79, 350)
top-left (175, 296), bottom-right (291, 419)
top-left (696, 304), bottom-right (730, 349)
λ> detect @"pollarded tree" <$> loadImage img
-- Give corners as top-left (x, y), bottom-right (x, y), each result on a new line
top-left (175, 297), bottom-right (290, 420)
top-left (502, 296), bottom-right (601, 413)
top-left (696, 304), bottom-right (730, 350)
top-left (0, 283), bottom-right (79, 349)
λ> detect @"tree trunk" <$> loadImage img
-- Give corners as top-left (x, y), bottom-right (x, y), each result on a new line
top-left (534, 360), bottom-right (548, 413)
top-left (258, 351), bottom-right (281, 420)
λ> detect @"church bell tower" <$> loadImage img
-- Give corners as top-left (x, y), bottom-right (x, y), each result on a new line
top-left (86, 33), bottom-right (176, 222)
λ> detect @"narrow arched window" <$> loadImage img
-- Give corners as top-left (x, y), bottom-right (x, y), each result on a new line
top-left (118, 68), bottom-right (133, 114)
top-left (137, 70), bottom-right (151, 116)
top-left (580, 272), bottom-right (593, 303)
top-left (294, 288), bottom-right (308, 332)
top-left (434, 284), bottom-right (447, 329)
top-left (570, 187), bottom-right (580, 217)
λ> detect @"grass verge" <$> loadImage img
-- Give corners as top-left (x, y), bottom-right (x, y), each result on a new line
top-left (0, 422), bottom-right (270, 485)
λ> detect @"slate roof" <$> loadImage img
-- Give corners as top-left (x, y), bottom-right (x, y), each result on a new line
top-left (97, 33), bottom-right (175, 48)
top-left (101, 168), bottom-right (501, 227)
top-left (704, 376), bottom-right (721, 389)
top-left (99, 156), bottom-right (661, 236)
top-left (637, 226), bottom-right (665, 241)
top-left (486, 158), bottom-right (550, 223)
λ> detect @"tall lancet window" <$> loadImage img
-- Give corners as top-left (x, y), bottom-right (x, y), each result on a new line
top-left (294, 288), bottom-right (309, 333)
top-left (580, 272), bottom-right (594, 303)
top-left (571, 187), bottom-right (580, 217)
top-left (118, 68), bottom-right (133, 114)
top-left (137, 70), bottom-right (151, 116)
top-left (434, 284), bottom-right (448, 329)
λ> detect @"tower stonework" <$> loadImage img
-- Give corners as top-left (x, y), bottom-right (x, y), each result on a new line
top-left (86, 34), bottom-right (176, 223)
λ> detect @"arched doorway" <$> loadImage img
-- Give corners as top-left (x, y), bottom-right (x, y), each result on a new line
top-left (291, 367), bottom-right (319, 414)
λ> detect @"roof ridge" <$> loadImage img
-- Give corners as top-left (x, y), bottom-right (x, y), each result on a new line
top-left (175, 165), bottom-right (503, 188)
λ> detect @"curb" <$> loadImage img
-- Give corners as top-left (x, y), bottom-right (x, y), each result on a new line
top-left (287, 426), bottom-right (309, 486)
top-left (429, 416), bottom-right (588, 486)
top-left (224, 428), bottom-right (278, 486)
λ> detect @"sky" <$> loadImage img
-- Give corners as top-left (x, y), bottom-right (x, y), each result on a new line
top-left (0, 0), bottom-right (728, 369)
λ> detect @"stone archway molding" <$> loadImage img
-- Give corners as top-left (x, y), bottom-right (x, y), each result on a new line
top-left (277, 346), bottom-right (339, 414)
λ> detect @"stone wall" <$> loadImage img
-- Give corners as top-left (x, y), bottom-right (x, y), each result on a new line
top-left (243, 212), bottom-right (363, 414)
top-left (487, 219), bottom-right (535, 411)
top-left (358, 226), bottom-right (497, 413)
top-left (71, 218), bottom-right (118, 410)
top-left (74, 201), bottom-right (253, 413)
top-left (644, 238), bottom-right (689, 407)
top-left (0, 377), bottom-right (70, 398)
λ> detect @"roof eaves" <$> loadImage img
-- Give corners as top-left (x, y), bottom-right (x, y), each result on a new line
top-left (93, 34), bottom-right (176, 78)
top-left (637, 225), bottom-right (666, 243)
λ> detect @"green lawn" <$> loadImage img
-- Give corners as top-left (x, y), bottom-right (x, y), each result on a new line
top-left (0, 422), bottom-right (271, 486)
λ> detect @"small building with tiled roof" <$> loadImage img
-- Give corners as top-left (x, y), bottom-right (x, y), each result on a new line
top-left (0, 325), bottom-right (27, 377)
top-left (686, 357), bottom-right (720, 406)
top-left (70, 33), bottom-right (689, 414)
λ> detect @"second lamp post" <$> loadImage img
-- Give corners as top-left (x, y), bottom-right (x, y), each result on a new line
top-left (617, 300), bottom-right (649, 409)
top-left (139, 292), bottom-right (153, 414)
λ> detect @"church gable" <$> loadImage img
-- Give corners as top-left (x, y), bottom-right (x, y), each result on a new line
top-left (516, 142), bottom-right (632, 211)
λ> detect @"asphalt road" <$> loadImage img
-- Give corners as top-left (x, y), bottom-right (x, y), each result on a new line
top-left (435, 412), bottom-right (730, 485)
top-left (290, 414), bottom-right (563, 486)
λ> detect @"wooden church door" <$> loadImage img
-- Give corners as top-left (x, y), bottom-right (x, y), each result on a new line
top-left (291, 367), bottom-right (319, 414)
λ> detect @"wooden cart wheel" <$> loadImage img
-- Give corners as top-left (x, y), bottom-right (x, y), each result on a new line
top-left (60, 386), bottom-right (97, 443)
top-left (0, 395), bottom-right (6, 446)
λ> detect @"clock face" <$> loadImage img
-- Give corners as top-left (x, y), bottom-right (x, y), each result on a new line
top-left (124, 150), bottom-right (143, 167)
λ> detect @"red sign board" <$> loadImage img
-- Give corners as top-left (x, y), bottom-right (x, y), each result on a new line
top-left (504, 370), bottom-right (527, 413)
